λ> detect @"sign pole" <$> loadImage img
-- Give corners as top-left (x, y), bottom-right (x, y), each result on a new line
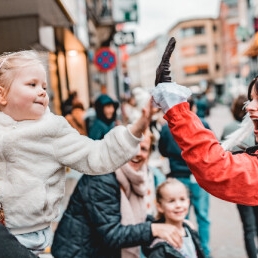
top-left (114, 44), bottom-right (123, 101)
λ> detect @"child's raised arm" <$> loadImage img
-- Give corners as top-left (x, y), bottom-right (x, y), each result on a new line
top-left (128, 98), bottom-right (153, 138)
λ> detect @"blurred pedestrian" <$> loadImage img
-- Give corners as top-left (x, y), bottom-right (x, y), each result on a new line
top-left (158, 97), bottom-right (211, 257)
top-left (87, 94), bottom-right (119, 140)
top-left (61, 90), bottom-right (78, 117)
top-left (0, 50), bottom-right (153, 255)
top-left (65, 100), bottom-right (87, 135)
top-left (195, 92), bottom-right (210, 118)
top-left (122, 87), bottom-right (151, 125)
top-left (221, 94), bottom-right (248, 142)
top-left (51, 130), bottom-right (184, 258)
top-left (142, 178), bottom-right (205, 258)
top-left (221, 94), bottom-right (258, 258)
top-left (84, 99), bottom-right (96, 135)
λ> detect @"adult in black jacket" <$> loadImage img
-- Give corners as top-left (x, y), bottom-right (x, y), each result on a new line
top-left (51, 172), bottom-right (180, 258)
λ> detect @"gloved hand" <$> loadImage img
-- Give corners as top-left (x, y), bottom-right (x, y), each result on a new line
top-left (151, 82), bottom-right (192, 113)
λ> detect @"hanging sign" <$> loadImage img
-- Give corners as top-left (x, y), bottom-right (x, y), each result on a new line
top-left (114, 31), bottom-right (135, 46)
top-left (94, 47), bottom-right (117, 72)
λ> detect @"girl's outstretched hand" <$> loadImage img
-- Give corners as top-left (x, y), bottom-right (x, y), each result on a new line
top-left (129, 98), bottom-right (153, 138)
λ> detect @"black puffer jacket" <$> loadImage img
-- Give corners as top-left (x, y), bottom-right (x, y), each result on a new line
top-left (51, 173), bottom-right (154, 258)
top-left (143, 222), bottom-right (205, 258)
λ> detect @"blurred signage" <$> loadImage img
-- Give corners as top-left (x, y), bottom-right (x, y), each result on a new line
top-left (112, 0), bottom-right (138, 23)
top-left (94, 48), bottom-right (116, 72)
top-left (114, 31), bottom-right (134, 46)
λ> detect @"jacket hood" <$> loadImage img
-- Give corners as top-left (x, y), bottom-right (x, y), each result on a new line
top-left (221, 113), bottom-right (254, 151)
top-left (94, 94), bottom-right (119, 125)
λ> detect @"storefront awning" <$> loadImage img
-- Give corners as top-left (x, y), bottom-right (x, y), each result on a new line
top-left (55, 28), bottom-right (85, 52)
top-left (0, 0), bottom-right (75, 53)
top-left (0, 0), bottom-right (73, 27)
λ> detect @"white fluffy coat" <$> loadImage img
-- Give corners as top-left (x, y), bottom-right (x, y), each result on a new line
top-left (0, 109), bottom-right (141, 235)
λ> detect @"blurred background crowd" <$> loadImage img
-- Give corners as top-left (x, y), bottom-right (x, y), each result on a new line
top-left (2, 1), bottom-right (258, 257)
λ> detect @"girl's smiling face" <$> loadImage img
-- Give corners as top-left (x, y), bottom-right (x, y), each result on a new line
top-left (157, 183), bottom-right (190, 225)
top-left (0, 64), bottom-right (49, 121)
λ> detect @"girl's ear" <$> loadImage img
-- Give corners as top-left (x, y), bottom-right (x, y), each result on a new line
top-left (0, 86), bottom-right (7, 106)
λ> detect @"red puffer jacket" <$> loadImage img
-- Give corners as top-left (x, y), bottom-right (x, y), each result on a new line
top-left (164, 102), bottom-right (258, 205)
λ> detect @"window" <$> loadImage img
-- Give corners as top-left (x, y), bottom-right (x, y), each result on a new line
top-left (181, 45), bottom-right (207, 56)
top-left (184, 64), bottom-right (208, 76)
top-left (181, 46), bottom-right (195, 56)
top-left (180, 26), bottom-right (205, 38)
top-left (196, 45), bottom-right (207, 54)
top-left (194, 26), bottom-right (205, 35)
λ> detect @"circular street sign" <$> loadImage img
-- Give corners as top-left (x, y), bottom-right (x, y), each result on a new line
top-left (94, 47), bottom-right (116, 72)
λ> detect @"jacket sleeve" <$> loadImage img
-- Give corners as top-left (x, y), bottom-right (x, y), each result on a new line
top-left (53, 116), bottom-right (141, 175)
top-left (164, 102), bottom-right (258, 205)
top-left (83, 174), bottom-right (154, 248)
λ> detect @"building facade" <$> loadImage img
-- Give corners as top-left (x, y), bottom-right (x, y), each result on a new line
top-left (168, 18), bottom-right (224, 99)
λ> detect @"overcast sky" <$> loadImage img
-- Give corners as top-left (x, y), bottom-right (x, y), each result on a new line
top-left (125, 0), bottom-right (221, 44)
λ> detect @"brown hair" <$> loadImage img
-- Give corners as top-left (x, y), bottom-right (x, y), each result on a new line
top-left (231, 95), bottom-right (248, 122)
top-left (248, 76), bottom-right (258, 101)
top-left (72, 100), bottom-right (85, 111)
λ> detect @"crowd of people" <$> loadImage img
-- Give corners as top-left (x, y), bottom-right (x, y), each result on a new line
top-left (1, 48), bottom-right (258, 258)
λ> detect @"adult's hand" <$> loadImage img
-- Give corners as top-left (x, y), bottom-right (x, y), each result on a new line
top-left (151, 223), bottom-right (183, 248)
top-left (155, 37), bottom-right (176, 86)
top-left (129, 99), bottom-right (153, 138)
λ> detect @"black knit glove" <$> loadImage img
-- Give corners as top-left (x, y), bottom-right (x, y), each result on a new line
top-left (155, 37), bottom-right (176, 86)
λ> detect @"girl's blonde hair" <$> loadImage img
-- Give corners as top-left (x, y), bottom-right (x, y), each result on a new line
top-left (156, 178), bottom-right (189, 220)
top-left (0, 50), bottom-right (45, 94)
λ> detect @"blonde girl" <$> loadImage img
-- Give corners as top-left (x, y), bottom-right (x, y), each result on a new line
top-left (0, 50), bottom-right (152, 254)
